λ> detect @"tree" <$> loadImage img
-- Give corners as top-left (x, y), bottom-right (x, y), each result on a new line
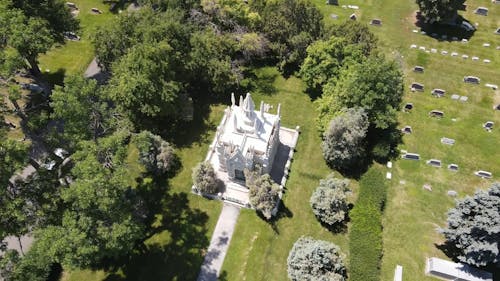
top-left (310, 175), bottom-right (350, 226)
top-left (248, 173), bottom-right (280, 220)
top-left (51, 76), bottom-right (111, 147)
top-left (259, 0), bottom-right (323, 74)
top-left (287, 236), bottom-right (347, 281)
top-left (300, 36), bottom-right (363, 95)
top-left (107, 41), bottom-right (183, 126)
top-left (317, 55), bottom-right (403, 132)
top-left (0, 0), bottom-right (78, 74)
top-left (439, 183), bottom-right (500, 268)
top-left (192, 162), bottom-right (219, 194)
top-left (416, 0), bottom-right (465, 24)
top-left (321, 108), bottom-right (368, 171)
top-left (27, 131), bottom-right (147, 268)
top-left (132, 130), bottom-right (178, 176)
top-left (0, 139), bottom-right (28, 191)
top-left (324, 21), bottom-right (378, 57)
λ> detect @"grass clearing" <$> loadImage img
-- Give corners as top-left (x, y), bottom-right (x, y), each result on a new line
top-left (312, 0), bottom-right (499, 280)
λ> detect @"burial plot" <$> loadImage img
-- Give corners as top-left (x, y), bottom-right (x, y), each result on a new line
top-left (410, 82), bottom-right (424, 92)
top-left (413, 66), bottom-right (424, 73)
top-left (426, 159), bottom-right (442, 167)
top-left (475, 7), bottom-right (488, 16)
top-left (432, 88), bottom-right (446, 97)
top-left (441, 137), bottom-right (455, 145)
top-left (448, 164), bottom-right (459, 171)
top-left (474, 170), bottom-right (492, 179)
top-left (370, 19), bottom-right (382, 26)
top-left (401, 153), bottom-right (420, 160)
top-left (401, 126), bottom-right (412, 134)
top-left (429, 110), bottom-right (444, 118)
top-left (463, 76), bottom-right (480, 84)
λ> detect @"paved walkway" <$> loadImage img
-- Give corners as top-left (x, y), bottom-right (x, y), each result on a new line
top-left (197, 204), bottom-right (240, 281)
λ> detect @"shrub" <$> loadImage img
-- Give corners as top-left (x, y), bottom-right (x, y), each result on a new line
top-left (192, 162), bottom-right (219, 194)
top-left (349, 167), bottom-right (386, 281)
top-left (287, 236), bottom-right (347, 281)
top-left (310, 175), bottom-right (350, 226)
top-left (248, 174), bottom-right (280, 220)
top-left (133, 130), bottom-right (178, 175)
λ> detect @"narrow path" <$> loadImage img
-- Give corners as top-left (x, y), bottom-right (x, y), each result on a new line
top-left (197, 203), bottom-right (240, 281)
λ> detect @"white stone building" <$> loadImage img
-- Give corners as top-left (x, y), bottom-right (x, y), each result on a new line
top-left (213, 92), bottom-right (281, 182)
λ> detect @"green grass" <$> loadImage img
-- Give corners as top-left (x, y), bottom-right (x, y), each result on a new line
top-left (312, 0), bottom-right (499, 280)
top-left (38, 0), bottom-right (117, 83)
top-left (220, 67), bottom-right (352, 281)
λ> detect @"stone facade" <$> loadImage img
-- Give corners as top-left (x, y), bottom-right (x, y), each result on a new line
top-left (214, 93), bottom-right (280, 183)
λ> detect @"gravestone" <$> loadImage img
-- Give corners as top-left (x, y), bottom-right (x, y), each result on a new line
top-left (402, 153), bottom-right (420, 160)
top-left (429, 110), bottom-right (444, 118)
top-left (483, 121), bottom-right (494, 130)
top-left (463, 76), bottom-right (480, 84)
top-left (459, 96), bottom-right (468, 102)
top-left (475, 7), bottom-right (488, 16)
top-left (447, 190), bottom-right (458, 197)
top-left (448, 164), bottom-right (459, 171)
top-left (451, 52), bottom-right (458, 56)
top-left (462, 54), bottom-right (469, 59)
top-left (414, 66), bottom-right (424, 73)
top-left (410, 82), bottom-right (424, 92)
top-left (404, 103), bottom-right (413, 111)
top-left (441, 137), bottom-right (455, 145)
top-left (349, 13), bottom-right (357, 20)
top-left (401, 126), bottom-right (412, 134)
top-left (370, 19), bottom-right (382, 26)
top-left (91, 8), bottom-right (102, 14)
top-left (474, 170), bottom-right (492, 179)
top-left (496, 28), bottom-right (500, 35)
top-left (66, 2), bottom-right (77, 9)
top-left (426, 159), bottom-right (442, 167)
top-left (485, 83), bottom-right (498, 90)
top-left (326, 0), bottom-right (338, 5)
top-left (494, 104), bottom-right (500, 111)
top-left (451, 94), bottom-right (460, 100)
top-left (432, 88), bottom-right (446, 97)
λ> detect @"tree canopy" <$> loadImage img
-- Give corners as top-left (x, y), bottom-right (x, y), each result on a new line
top-left (440, 183), bottom-right (500, 268)
top-left (248, 173), bottom-right (280, 220)
top-left (321, 108), bottom-right (368, 171)
top-left (310, 175), bottom-right (350, 227)
top-left (416, 0), bottom-right (465, 24)
top-left (287, 236), bottom-right (347, 281)
top-left (192, 162), bottom-right (219, 194)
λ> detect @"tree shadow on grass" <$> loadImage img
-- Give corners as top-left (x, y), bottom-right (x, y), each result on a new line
top-left (415, 13), bottom-right (475, 41)
top-left (40, 68), bottom-right (65, 87)
top-left (98, 192), bottom-right (211, 281)
top-left (257, 200), bottom-right (294, 235)
top-left (240, 68), bottom-right (278, 96)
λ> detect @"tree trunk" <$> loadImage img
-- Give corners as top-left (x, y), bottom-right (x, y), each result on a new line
top-left (27, 57), bottom-right (41, 76)
top-left (17, 235), bottom-right (24, 256)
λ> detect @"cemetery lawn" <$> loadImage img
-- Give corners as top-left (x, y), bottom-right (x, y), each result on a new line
top-left (38, 0), bottom-right (116, 84)
top-left (314, 0), bottom-right (500, 280)
top-left (220, 67), bottom-right (353, 280)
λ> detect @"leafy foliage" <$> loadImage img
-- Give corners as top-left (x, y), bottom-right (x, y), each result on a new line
top-left (287, 236), bottom-right (347, 281)
top-left (192, 162), bottom-right (219, 194)
top-left (51, 76), bottom-right (112, 148)
top-left (0, 139), bottom-right (28, 192)
top-left (258, 0), bottom-right (323, 74)
top-left (349, 167), bottom-right (387, 281)
top-left (132, 130), bottom-right (178, 176)
top-left (310, 175), bottom-right (350, 226)
top-left (440, 183), bottom-right (500, 268)
top-left (416, 0), bottom-right (465, 23)
top-left (321, 108), bottom-right (368, 171)
top-left (248, 173), bottom-right (280, 220)
top-left (324, 21), bottom-right (378, 57)
top-left (317, 55), bottom-right (403, 132)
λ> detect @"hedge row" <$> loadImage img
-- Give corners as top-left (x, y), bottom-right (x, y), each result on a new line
top-left (349, 167), bottom-right (387, 281)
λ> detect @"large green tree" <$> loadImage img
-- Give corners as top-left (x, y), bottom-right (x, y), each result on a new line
top-left (317, 55), bottom-right (403, 132)
top-left (440, 183), bottom-right (500, 268)
top-left (107, 41), bottom-right (183, 126)
top-left (0, 139), bottom-right (28, 191)
top-left (416, 0), bottom-right (465, 24)
top-left (310, 175), bottom-right (350, 227)
top-left (51, 76), bottom-right (111, 147)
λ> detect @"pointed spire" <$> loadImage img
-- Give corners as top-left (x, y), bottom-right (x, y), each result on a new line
top-left (242, 93), bottom-right (255, 113)
top-left (277, 103), bottom-right (281, 117)
top-left (239, 95), bottom-right (244, 107)
top-left (260, 100), bottom-right (264, 117)
top-left (231, 92), bottom-right (235, 106)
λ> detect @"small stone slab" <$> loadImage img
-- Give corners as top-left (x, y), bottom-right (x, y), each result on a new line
top-left (475, 7), bottom-right (488, 16)
top-left (485, 83), bottom-right (498, 90)
top-left (431, 48), bottom-right (437, 53)
top-left (410, 82), bottom-right (424, 92)
top-left (441, 137), bottom-right (455, 145)
top-left (429, 110), bottom-right (444, 118)
top-left (404, 103), bottom-right (414, 111)
top-left (483, 59), bottom-right (491, 63)
top-left (349, 13), bottom-right (357, 20)
top-left (462, 54), bottom-right (469, 59)
top-left (483, 121), bottom-right (494, 130)
top-left (483, 43), bottom-right (491, 47)
top-left (432, 88), bottom-right (446, 97)
top-left (401, 126), bottom-right (412, 134)
top-left (413, 66), bottom-right (424, 73)
top-left (447, 190), bottom-right (458, 197)
top-left (410, 44), bottom-right (417, 49)
top-left (386, 172), bottom-right (392, 180)
top-left (419, 46), bottom-right (426, 51)
top-left (472, 56), bottom-right (479, 61)
top-left (426, 159), bottom-right (442, 167)
top-left (459, 96), bottom-right (468, 102)
top-left (370, 19), bottom-right (382, 26)
top-left (464, 76), bottom-right (480, 84)
top-left (448, 164), bottom-right (459, 171)
top-left (402, 153), bottom-right (420, 160)
top-left (451, 52), bottom-right (458, 56)
top-left (441, 50), bottom-right (448, 55)
top-left (451, 94), bottom-right (460, 100)
top-left (423, 184), bottom-right (432, 191)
